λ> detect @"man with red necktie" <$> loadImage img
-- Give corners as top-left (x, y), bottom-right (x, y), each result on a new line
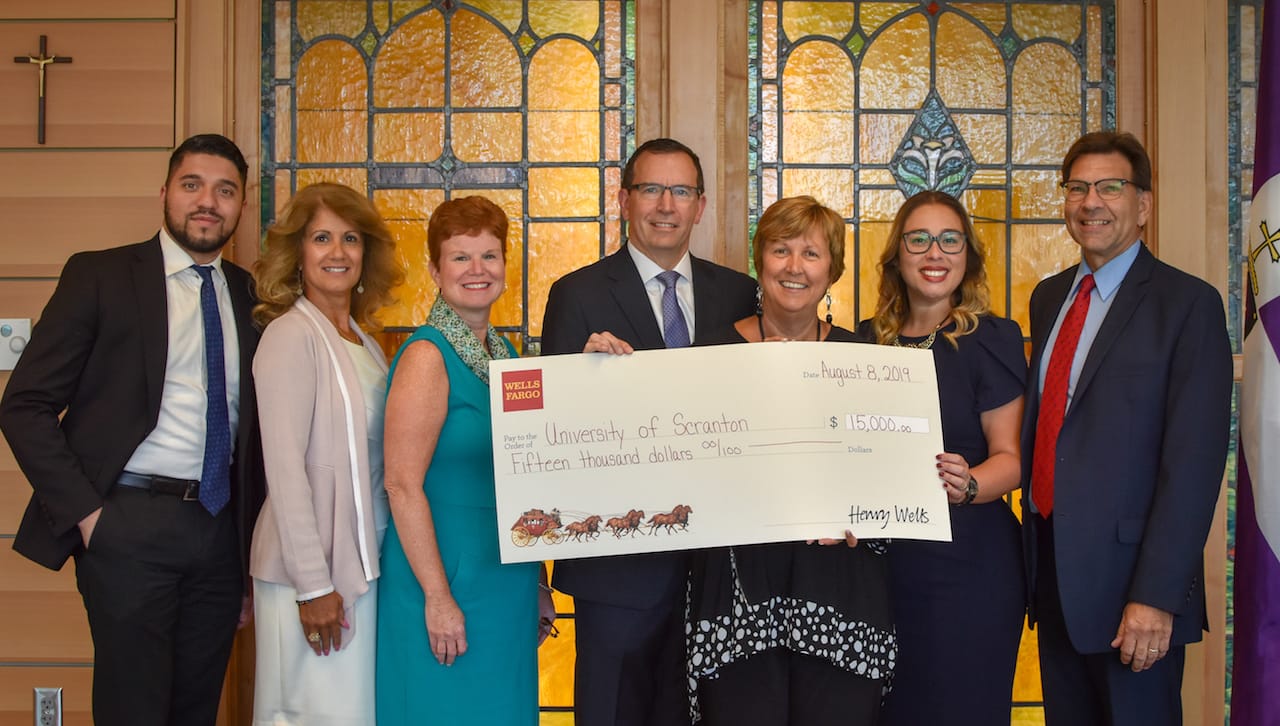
top-left (1021, 131), bottom-right (1232, 725)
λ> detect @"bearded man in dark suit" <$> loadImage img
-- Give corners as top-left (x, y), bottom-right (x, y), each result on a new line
top-left (541, 138), bottom-right (757, 726)
top-left (0, 134), bottom-right (265, 726)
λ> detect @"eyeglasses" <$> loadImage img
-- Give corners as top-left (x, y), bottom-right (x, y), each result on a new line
top-left (901, 230), bottom-right (967, 255)
top-left (1060, 178), bottom-right (1138, 201)
top-left (626, 183), bottom-right (702, 203)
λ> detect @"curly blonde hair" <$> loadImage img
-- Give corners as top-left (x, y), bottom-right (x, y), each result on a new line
top-left (871, 190), bottom-right (990, 348)
top-left (254, 183), bottom-right (404, 330)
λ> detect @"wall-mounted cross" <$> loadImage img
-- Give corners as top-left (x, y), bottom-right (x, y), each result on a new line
top-left (13, 35), bottom-right (73, 144)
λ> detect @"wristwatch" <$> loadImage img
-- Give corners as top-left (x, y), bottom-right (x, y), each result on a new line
top-left (962, 476), bottom-right (979, 505)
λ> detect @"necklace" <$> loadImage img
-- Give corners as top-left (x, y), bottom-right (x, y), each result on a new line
top-left (892, 322), bottom-right (943, 349)
top-left (757, 313), bottom-right (821, 342)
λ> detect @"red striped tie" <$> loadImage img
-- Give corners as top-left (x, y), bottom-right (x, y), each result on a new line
top-left (1031, 274), bottom-right (1096, 517)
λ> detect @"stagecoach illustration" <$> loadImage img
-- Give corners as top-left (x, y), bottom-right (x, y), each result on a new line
top-left (509, 505), bottom-right (692, 546)
top-left (510, 508), bottom-right (564, 546)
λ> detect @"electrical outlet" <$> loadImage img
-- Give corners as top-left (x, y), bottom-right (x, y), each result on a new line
top-left (0, 318), bottom-right (31, 370)
top-left (33, 687), bottom-right (61, 726)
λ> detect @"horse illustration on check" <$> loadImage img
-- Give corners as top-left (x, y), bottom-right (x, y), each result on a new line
top-left (510, 508), bottom-right (564, 547)
top-left (564, 514), bottom-right (603, 542)
top-left (605, 509), bottom-right (646, 538)
top-left (647, 504), bottom-right (693, 535)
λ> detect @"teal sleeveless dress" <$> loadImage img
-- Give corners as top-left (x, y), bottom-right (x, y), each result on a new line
top-left (376, 326), bottom-right (540, 725)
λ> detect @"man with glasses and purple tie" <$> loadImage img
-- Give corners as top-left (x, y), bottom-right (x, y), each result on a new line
top-left (0, 134), bottom-right (264, 726)
top-left (1021, 130), bottom-right (1232, 725)
top-left (541, 138), bottom-right (756, 726)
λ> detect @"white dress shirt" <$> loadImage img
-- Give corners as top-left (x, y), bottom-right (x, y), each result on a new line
top-left (123, 230), bottom-right (241, 479)
top-left (628, 244), bottom-right (696, 342)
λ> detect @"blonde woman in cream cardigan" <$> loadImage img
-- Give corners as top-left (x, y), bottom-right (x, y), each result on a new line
top-left (249, 183), bottom-right (403, 726)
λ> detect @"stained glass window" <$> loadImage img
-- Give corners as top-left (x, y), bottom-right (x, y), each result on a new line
top-left (262, 0), bottom-right (635, 357)
top-left (750, 3), bottom-right (1116, 722)
top-left (260, 1), bottom-right (634, 718)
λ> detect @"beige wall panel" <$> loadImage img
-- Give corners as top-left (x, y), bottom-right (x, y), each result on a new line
top-left (0, 591), bottom-right (91, 662)
top-left (0, 471), bottom-right (29, 523)
top-left (0, 23), bottom-right (175, 148)
top-left (0, 151), bottom-right (169, 271)
top-left (0, 666), bottom-right (92, 726)
top-left (0, 547), bottom-right (75, 593)
top-left (0, 0), bottom-right (173, 18)
top-left (0, 279), bottom-right (55, 317)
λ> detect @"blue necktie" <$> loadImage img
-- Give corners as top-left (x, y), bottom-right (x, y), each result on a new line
top-left (193, 265), bottom-right (231, 516)
top-left (657, 270), bottom-right (691, 348)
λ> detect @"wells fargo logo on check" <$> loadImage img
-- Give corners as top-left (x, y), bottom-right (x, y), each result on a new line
top-left (489, 342), bottom-right (952, 564)
top-left (501, 369), bottom-right (544, 411)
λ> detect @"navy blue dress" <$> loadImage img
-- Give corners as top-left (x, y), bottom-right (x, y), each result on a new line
top-left (857, 316), bottom-right (1028, 726)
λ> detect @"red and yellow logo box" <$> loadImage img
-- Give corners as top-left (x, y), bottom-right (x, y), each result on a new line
top-left (502, 369), bottom-right (543, 411)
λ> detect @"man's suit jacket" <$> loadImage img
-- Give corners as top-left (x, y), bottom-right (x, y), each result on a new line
top-left (1020, 244), bottom-right (1232, 654)
top-left (541, 246), bottom-right (757, 608)
top-left (1, 236), bottom-right (265, 576)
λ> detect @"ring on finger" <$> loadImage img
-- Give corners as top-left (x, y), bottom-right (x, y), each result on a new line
top-left (307, 632), bottom-right (321, 643)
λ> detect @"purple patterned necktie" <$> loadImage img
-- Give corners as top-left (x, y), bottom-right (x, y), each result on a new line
top-left (193, 265), bottom-right (230, 515)
top-left (657, 270), bottom-right (690, 348)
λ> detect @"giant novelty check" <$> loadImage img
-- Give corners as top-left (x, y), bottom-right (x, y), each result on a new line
top-left (490, 342), bottom-right (951, 564)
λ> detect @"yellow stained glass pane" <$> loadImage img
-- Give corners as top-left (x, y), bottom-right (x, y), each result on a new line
top-left (606, 109), bottom-right (621, 161)
top-left (452, 112), bottom-right (523, 162)
top-left (936, 14), bottom-right (1005, 109)
top-left (529, 0), bottom-right (599, 41)
top-left (857, 220), bottom-right (892, 323)
top-left (1011, 44), bottom-right (1080, 165)
top-left (298, 40), bottom-right (368, 110)
top-left (529, 111), bottom-right (600, 162)
top-left (275, 2), bottom-right (291, 79)
top-left (375, 11), bottom-right (444, 107)
top-left (375, 187), bottom-right (442, 224)
top-left (859, 13), bottom-right (931, 109)
top-left (952, 113), bottom-right (1006, 165)
top-left (1243, 6), bottom-right (1257, 82)
top-left (762, 84), bottom-right (779, 162)
top-left (273, 170), bottom-right (293, 218)
top-left (391, 1), bottom-right (431, 24)
top-left (1013, 629), bottom-right (1044, 701)
top-left (297, 0), bottom-right (366, 41)
top-left (375, 188), bottom-right (443, 328)
top-left (970, 169), bottom-right (1008, 186)
top-left (373, 112), bottom-right (444, 162)
top-left (606, 83), bottom-right (621, 106)
top-left (1087, 6), bottom-right (1102, 82)
top-left (529, 221), bottom-right (602, 336)
top-left (859, 188), bottom-right (905, 223)
top-left (529, 167), bottom-right (600, 218)
top-left (538, 613), bottom-right (575, 707)
top-left (828, 226), bottom-right (856, 329)
top-left (274, 86), bottom-right (293, 163)
top-left (1087, 88), bottom-right (1101, 132)
top-left (784, 41), bottom-right (856, 110)
top-left (860, 169), bottom-right (896, 186)
top-left (297, 168), bottom-right (367, 193)
top-left (1011, 706), bottom-right (1046, 726)
top-left (1011, 4), bottom-right (1081, 44)
top-left (605, 166), bottom-right (622, 255)
top-left (1243, 88), bottom-right (1258, 166)
top-left (469, 0), bottom-right (523, 34)
top-left (605, 2), bottom-right (622, 76)
top-left (762, 168), bottom-right (779, 212)
top-left (975, 220), bottom-right (1008, 317)
top-left (963, 186), bottom-right (1007, 225)
top-left (782, 112), bottom-right (856, 164)
top-left (859, 3), bottom-right (916, 37)
top-left (1011, 169), bottom-right (1062, 220)
top-left (782, 2), bottom-right (855, 42)
top-left (452, 10), bottom-right (522, 107)
top-left (1009, 223), bottom-right (1077, 330)
top-left (762, 1), bottom-right (778, 80)
top-left (530, 39), bottom-right (599, 110)
top-left (782, 168), bottom-right (855, 217)
top-left (298, 111), bottom-right (368, 163)
top-left (859, 113), bottom-right (913, 164)
top-left (953, 3), bottom-right (1006, 36)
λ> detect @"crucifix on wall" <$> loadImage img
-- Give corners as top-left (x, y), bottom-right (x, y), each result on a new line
top-left (13, 35), bottom-right (73, 145)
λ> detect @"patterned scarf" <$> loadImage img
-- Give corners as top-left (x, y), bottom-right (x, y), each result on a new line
top-left (425, 295), bottom-right (514, 383)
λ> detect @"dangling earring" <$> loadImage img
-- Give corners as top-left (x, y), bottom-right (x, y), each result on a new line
top-left (825, 291), bottom-right (833, 324)
top-left (755, 284), bottom-right (763, 315)
top-left (294, 267), bottom-right (304, 295)
top-left (356, 280), bottom-right (365, 294)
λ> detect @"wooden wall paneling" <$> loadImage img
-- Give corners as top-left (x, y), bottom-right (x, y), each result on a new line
top-left (0, 22), bottom-right (176, 148)
top-left (0, 151), bottom-right (170, 275)
top-left (0, 0), bottom-right (174, 19)
top-left (0, 665), bottom-right (92, 726)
